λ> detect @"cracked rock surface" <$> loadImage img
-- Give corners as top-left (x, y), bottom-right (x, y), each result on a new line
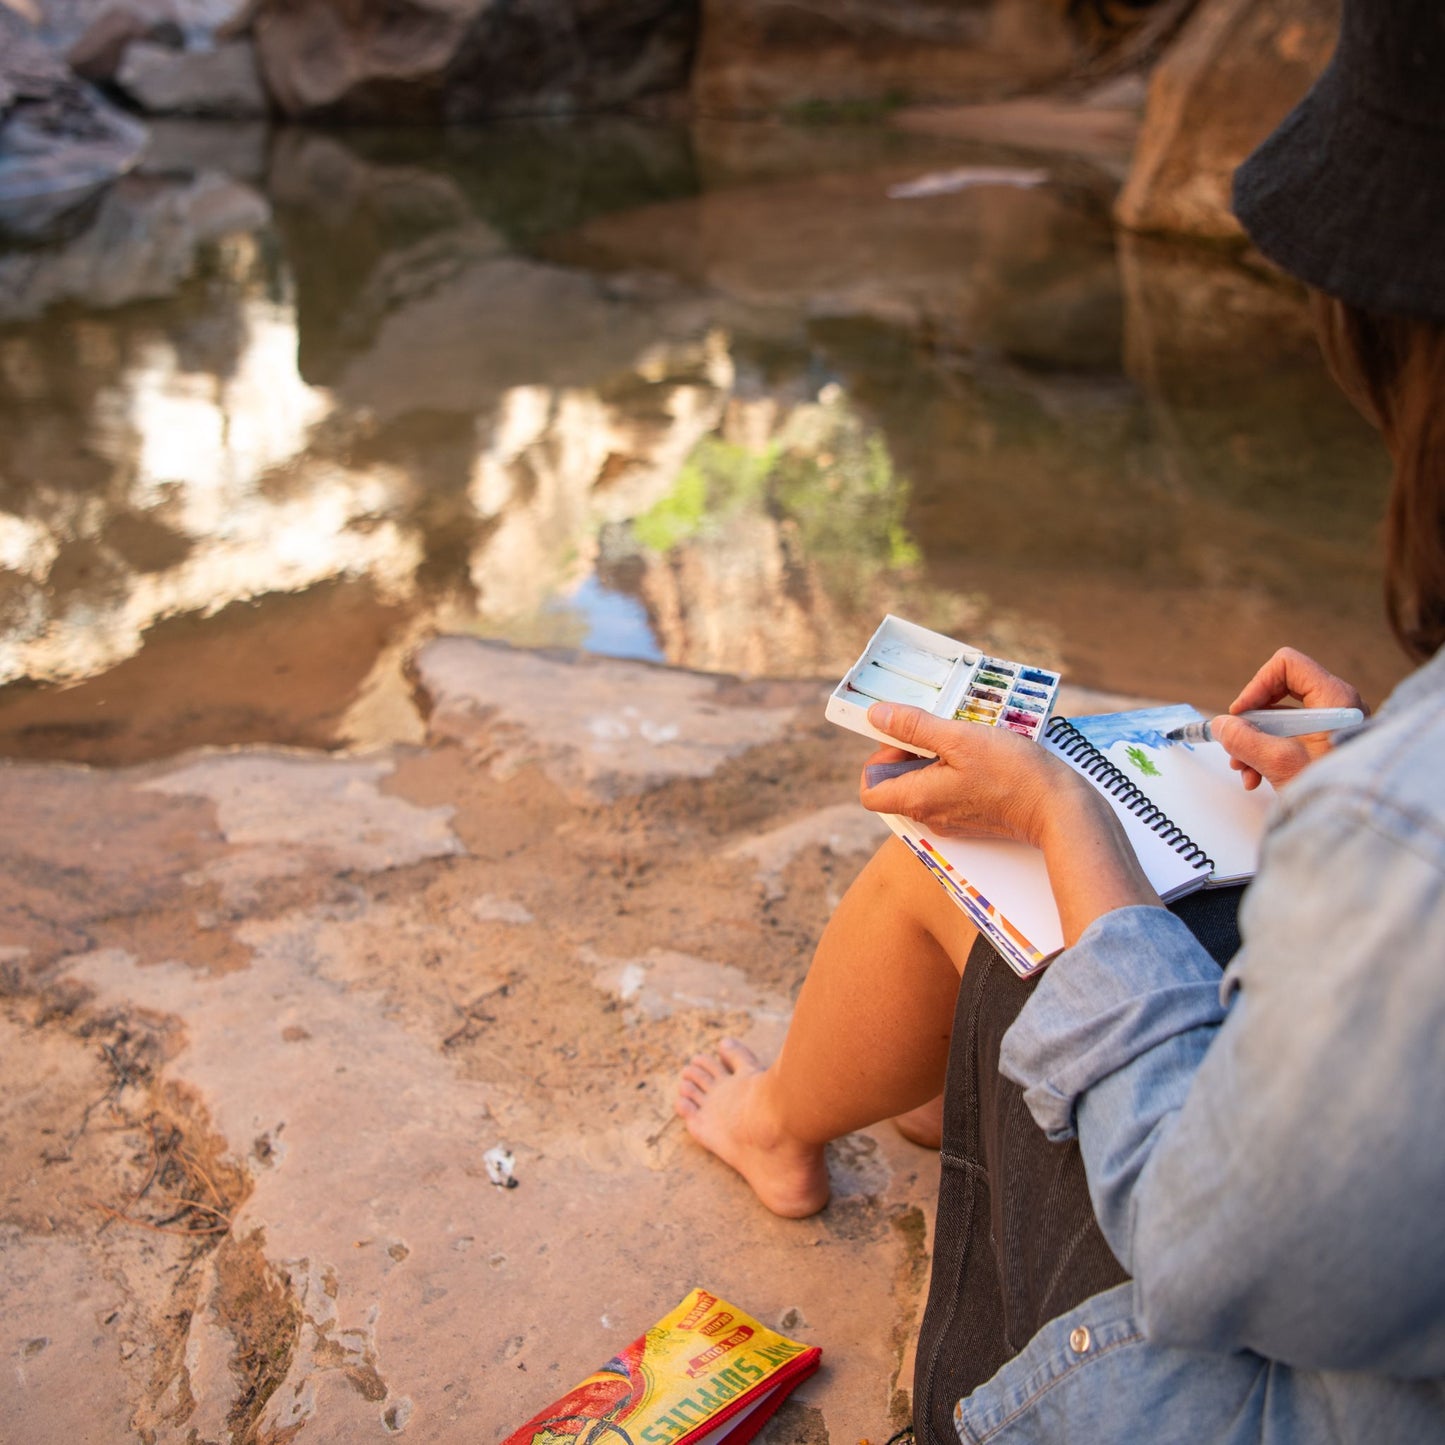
top-left (1, 637), bottom-right (1130, 1441)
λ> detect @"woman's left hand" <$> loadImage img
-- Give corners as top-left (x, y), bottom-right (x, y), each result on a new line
top-left (862, 703), bottom-right (1164, 944)
top-left (858, 703), bottom-right (1076, 847)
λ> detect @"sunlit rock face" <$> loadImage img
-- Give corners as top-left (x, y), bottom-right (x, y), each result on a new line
top-left (250, 0), bottom-right (701, 122)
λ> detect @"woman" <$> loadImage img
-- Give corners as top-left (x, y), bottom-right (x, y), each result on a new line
top-left (675, 0), bottom-right (1445, 1438)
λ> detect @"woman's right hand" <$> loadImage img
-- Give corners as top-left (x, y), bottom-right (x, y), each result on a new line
top-left (1211, 647), bottom-right (1367, 791)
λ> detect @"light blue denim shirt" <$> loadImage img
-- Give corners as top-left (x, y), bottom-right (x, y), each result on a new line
top-left (971, 646), bottom-right (1445, 1443)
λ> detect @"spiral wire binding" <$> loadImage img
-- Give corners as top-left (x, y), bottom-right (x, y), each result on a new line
top-left (1045, 718), bottom-right (1215, 872)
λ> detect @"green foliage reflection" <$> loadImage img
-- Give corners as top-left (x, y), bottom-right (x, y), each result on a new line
top-left (629, 394), bottom-right (920, 595)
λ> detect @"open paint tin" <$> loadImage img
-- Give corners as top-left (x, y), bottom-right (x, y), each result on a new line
top-left (826, 615), bottom-right (1061, 755)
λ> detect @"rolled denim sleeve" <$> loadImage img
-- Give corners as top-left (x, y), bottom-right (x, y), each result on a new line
top-left (1001, 905), bottom-right (1226, 1145)
top-left (1000, 786), bottom-right (1445, 1378)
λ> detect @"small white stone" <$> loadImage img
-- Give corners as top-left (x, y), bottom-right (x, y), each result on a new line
top-left (483, 1145), bottom-right (517, 1189)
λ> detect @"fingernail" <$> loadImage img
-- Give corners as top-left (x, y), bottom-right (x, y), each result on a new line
top-left (869, 704), bottom-right (894, 731)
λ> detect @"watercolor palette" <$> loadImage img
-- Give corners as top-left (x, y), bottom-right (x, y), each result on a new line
top-left (827, 615), bottom-right (1061, 755)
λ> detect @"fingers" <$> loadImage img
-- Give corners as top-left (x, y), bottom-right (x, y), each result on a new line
top-left (1229, 647), bottom-right (1365, 715)
top-left (1228, 755), bottom-right (1265, 791)
top-left (865, 702), bottom-right (955, 757)
top-left (1211, 715), bottom-right (1309, 790)
top-left (864, 744), bottom-right (916, 767)
top-left (863, 757), bottom-right (935, 790)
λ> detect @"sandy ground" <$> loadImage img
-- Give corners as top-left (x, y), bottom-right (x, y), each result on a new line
top-left (0, 637), bottom-right (1137, 1443)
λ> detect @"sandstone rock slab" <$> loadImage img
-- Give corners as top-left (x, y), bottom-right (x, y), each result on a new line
top-left (1115, 0), bottom-right (1340, 239)
top-left (0, 640), bottom-right (949, 1440)
top-left (414, 636), bottom-right (810, 802)
top-left (0, 1233), bottom-right (139, 1441)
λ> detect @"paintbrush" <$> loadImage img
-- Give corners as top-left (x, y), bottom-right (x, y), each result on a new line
top-left (1164, 708), bottom-right (1364, 745)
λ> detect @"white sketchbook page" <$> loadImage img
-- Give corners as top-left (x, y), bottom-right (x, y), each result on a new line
top-left (885, 813), bottom-right (1066, 958)
top-left (1066, 706), bottom-right (1275, 883)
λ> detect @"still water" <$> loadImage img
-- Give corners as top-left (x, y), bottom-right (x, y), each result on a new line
top-left (0, 117), bottom-right (1402, 765)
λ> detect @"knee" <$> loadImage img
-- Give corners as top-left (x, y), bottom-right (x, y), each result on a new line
top-left (862, 838), bottom-right (979, 969)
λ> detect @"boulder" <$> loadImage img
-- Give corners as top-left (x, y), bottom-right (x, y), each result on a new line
top-left (1115, 0), bottom-right (1339, 239)
top-left (251, 0), bottom-right (700, 122)
top-left (691, 0), bottom-right (1078, 115)
top-left (65, 0), bottom-right (184, 84)
top-left (114, 36), bottom-right (268, 115)
top-left (0, 6), bottom-right (148, 240)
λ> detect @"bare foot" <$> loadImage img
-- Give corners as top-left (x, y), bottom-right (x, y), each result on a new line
top-left (674, 1039), bottom-right (830, 1219)
top-left (893, 1093), bottom-right (944, 1150)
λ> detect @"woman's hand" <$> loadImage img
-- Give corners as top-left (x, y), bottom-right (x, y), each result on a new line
top-left (858, 703), bottom-right (1074, 847)
top-left (860, 702), bottom-right (1163, 945)
top-left (1211, 647), bottom-right (1368, 792)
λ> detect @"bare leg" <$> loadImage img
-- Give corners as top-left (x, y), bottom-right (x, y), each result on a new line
top-left (893, 1094), bottom-right (946, 1150)
top-left (675, 837), bottom-right (978, 1217)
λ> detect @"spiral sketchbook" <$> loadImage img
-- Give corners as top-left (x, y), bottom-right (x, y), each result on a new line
top-left (885, 704), bottom-right (1275, 977)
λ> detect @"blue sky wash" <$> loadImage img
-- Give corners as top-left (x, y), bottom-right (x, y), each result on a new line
top-left (971, 647), bottom-right (1445, 1442)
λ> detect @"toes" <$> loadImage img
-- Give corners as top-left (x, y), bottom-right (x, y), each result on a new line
top-left (680, 1061), bottom-right (718, 1092)
top-left (675, 1091), bottom-right (700, 1118)
top-left (717, 1037), bottom-right (761, 1073)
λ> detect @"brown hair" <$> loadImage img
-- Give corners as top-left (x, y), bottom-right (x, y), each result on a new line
top-left (1313, 293), bottom-right (1445, 663)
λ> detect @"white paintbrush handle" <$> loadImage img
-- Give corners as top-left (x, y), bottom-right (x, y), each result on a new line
top-left (1235, 707), bottom-right (1365, 738)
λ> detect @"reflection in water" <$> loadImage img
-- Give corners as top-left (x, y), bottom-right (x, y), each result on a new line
top-left (550, 576), bottom-right (666, 665)
top-left (0, 120), bottom-right (1403, 764)
top-left (1, 252), bottom-right (423, 692)
top-left (602, 390), bottom-right (980, 681)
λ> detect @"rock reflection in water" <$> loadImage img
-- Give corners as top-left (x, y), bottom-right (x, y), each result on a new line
top-left (0, 237), bottom-right (421, 691)
top-left (0, 120), bottom-right (1405, 764)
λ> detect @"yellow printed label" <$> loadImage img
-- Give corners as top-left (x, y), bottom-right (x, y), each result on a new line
top-left (504, 1289), bottom-right (815, 1445)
